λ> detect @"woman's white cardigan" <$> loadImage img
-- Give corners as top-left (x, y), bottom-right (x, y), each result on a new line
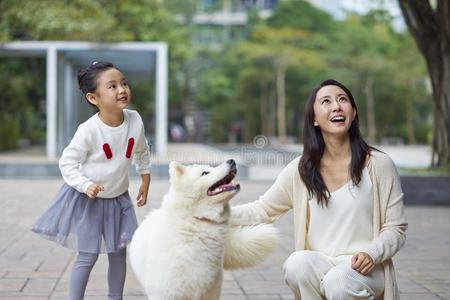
top-left (231, 151), bottom-right (408, 300)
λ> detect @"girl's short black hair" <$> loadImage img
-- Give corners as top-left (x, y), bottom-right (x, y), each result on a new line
top-left (77, 61), bottom-right (116, 105)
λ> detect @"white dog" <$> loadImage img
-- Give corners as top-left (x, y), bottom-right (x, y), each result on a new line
top-left (129, 159), bottom-right (278, 300)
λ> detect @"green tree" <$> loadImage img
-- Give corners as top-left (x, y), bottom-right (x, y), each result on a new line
top-left (390, 33), bottom-right (432, 144)
top-left (323, 10), bottom-right (431, 145)
top-left (0, 0), bottom-right (192, 148)
top-left (0, 58), bottom-right (45, 150)
top-left (399, 0), bottom-right (450, 167)
top-left (0, 0), bottom-right (120, 41)
top-left (267, 0), bottom-right (334, 33)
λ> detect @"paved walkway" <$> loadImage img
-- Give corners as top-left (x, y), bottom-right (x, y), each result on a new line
top-left (1, 178), bottom-right (449, 300)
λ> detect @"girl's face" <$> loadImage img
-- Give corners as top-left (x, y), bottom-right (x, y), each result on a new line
top-left (313, 85), bottom-right (356, 138)
top-left (86, 68), bottom-right (131, 114)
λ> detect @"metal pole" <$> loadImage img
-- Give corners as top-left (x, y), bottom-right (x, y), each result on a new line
top-left (46, 46), bottom-right (58, 158)
top-left (155, 44), bottom-right (168, 158)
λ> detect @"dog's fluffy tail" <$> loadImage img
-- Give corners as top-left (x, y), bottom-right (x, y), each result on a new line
top-left (223, 224), bottom-right (278, 270)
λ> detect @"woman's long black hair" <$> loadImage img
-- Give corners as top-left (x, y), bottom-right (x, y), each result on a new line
top-left (299, 79), bottom-right (376, 206)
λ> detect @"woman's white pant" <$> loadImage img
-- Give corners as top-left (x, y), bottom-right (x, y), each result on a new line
top-left (283, 251), bottom-right (384, 300)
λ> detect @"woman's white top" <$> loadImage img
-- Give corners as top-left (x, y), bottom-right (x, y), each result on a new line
top-left (306, 168), bottom-right (373, 258)
top-left (59, 109), bottom-right (151, 198)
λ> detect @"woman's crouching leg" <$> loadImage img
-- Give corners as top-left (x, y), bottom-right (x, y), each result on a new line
top-left (321, 261), bottom-right (384, 300)
top-left (283, 250), bottom-right (334, 300)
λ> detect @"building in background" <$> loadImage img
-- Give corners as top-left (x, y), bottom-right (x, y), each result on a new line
top-left (193, 0), bottom-right (279, 47)
top-left (191, 0), bottom-right (403, 47)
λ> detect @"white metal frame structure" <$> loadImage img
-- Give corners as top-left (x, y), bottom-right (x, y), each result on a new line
top-left (0, 41), bottom-right (168, 158)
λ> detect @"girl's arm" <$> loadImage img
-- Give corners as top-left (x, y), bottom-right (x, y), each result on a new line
top-left (132, 116), bottom-right (151, 175)
top-left (230, 159), bottom-right (296, 225)
top-left (133, 113), bottom-right (151, 206)
top-left (59, 125), bottom-right (95, 194)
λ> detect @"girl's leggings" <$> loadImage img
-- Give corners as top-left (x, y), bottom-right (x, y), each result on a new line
top-left (69, 248), bottom-right (127, 300)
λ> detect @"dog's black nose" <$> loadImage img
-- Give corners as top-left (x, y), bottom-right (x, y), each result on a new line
top-left (227, 159), bottom-right (236, 167)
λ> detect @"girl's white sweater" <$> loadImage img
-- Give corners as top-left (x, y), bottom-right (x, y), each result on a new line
top-left (59, 109), bottom-right (150, 198)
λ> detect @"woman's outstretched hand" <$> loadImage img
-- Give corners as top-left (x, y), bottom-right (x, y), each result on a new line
top-left (351, 252), bottom-right (374, 275)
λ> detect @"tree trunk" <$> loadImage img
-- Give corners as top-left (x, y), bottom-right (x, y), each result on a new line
top-left (429, 62), bottom-right (450, 166)
top-left (182, 63), bottom-right (195, 142)
top-left (276, 60), bottom-right (287, 144)
top-left (399, 0), bottom-right (450, 167)
top-left (260, 80), bottom-right (269, 136)
top-left (259, 79), bottom-right (276, 139)
top-left (268, 88), bottom-right (276, 139)
top-left (406, 82), bottom-right (417, 144)
top-left (364, 76), bottom-right (377, 144)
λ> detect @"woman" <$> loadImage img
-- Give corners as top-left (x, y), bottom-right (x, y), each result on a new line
top-left (231, 79), bottom-right (407, 300)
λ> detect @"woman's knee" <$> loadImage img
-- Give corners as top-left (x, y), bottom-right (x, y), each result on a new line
top-left (283, 251), bottom-right (319, 284)
top-left (322, 264), bottom-right (374, 299)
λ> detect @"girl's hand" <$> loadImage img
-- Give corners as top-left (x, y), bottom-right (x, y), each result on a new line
top-left (136, 174), bottom-right (150, 207)
top-left (136, 184), bottom-right (149, 207)
top-left (351, 252), bottom-right (375, 275)
top-left (86, 183), bottom-right (104, 199)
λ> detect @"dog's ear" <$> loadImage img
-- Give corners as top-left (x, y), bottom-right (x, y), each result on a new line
top-left (169, 161), bottom-right (185, 178)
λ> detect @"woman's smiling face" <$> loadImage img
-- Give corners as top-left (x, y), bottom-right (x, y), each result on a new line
top-left (313, 85), bottom-right (356, 137)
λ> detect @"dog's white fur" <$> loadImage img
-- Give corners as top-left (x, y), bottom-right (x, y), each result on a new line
top-left (129, 160), bottom-right (278, 300)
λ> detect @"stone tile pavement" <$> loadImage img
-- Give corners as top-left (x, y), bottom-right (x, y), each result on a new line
top-left (1, 178), bottom-right (449, 300)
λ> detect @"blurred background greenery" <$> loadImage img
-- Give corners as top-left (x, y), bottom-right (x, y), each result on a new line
top-left (0, 0), bottom-right (435, 153)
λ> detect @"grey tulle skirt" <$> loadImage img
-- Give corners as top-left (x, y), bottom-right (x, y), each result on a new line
top-left (31, 183), bottom-right (138, 254)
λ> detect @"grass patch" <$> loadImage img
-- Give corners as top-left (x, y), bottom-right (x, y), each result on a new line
top-left (399, 166), bottom-right (450, 176)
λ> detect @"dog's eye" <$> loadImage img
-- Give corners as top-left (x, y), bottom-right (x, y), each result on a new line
top-left (201, 171), bottom-right (210, 176)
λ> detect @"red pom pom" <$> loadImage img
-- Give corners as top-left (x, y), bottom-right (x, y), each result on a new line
top-left (103, 143), bottom-right (112, 159)
top-left (126, 137), bottom-right (134, 158)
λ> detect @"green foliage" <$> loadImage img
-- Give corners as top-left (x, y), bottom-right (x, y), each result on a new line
top-left (131, 81), bottom-right (155, 116)
top-left (0, 112), bottom-right (20, 150)
top-left (0, 0), bottom-right (433, 146)
top-left (267, 0), bottom-right (334, 33)
top-left (0, 0), bottom-right (119, 41)
top-left (0, 0), bottom-right (193, 149)
top-left (192, 1), bottom-right (431, 143)
top-left (317, 12), bottom-right (431, 143)
top-left (0, 58), bottom-right (46, 149)
top-left (399, 166), bottom-right (450, 176)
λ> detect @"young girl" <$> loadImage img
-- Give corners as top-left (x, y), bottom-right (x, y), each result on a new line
top-left (32, 61), bottom-right (151, 300)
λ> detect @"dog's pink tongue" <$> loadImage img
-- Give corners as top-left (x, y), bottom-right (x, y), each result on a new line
top-left (208, 183), bottom-right (239, 196)
top-left (209, 186), bottom-right (225, 196)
